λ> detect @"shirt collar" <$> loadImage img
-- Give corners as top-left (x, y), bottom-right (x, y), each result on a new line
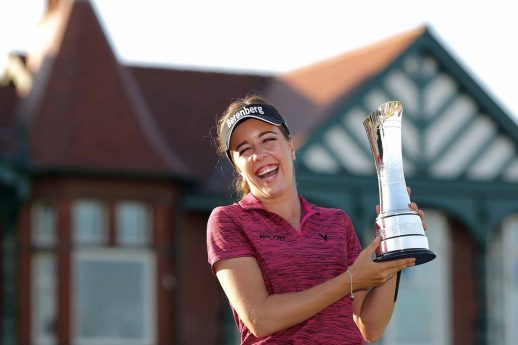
top-left (238, 193), bottom-right (320, 216)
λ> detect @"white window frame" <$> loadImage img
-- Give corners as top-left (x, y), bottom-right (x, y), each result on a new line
top-left (72, 249), bottom-right (156, 345)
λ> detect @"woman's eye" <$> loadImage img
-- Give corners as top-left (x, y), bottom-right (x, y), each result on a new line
top-left (264, 137), bottom-right (276, 143)
top-left (239, 148), bottom-right (250, 155)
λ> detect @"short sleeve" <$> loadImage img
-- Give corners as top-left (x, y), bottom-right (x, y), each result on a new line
top-left (206, 206), bottom-right (256, 274)
top-left (342, 212), bottom-right (363, 267)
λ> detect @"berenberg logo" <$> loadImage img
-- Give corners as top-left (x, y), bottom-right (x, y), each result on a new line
top-left (226, 106), bottom-right (265, 128)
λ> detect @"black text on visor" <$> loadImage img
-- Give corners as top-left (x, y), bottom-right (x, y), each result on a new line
top-left (223, 104), bottom-right (289, 161)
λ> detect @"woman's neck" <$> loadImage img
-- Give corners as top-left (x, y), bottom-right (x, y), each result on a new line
top-left (259, 186), bottom-right (301, 230)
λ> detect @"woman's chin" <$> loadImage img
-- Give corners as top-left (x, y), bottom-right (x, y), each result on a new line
top-left (252, 183), bottom-right (293, 200)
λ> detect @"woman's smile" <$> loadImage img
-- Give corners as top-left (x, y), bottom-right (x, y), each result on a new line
top-left (256, 164), bottom-right (279, 181)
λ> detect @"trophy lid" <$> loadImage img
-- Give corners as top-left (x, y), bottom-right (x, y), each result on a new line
top-left (363, 101), bottom-right (403, 131)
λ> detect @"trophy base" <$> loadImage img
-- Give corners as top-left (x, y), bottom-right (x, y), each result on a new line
top-left (374, 248), bottom-right (436, 266)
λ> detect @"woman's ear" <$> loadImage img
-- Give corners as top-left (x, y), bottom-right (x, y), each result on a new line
top-left (290, 142), bottom-right (296, 161)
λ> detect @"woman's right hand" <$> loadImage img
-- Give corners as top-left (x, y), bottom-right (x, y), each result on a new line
top-left (348, 236), bottom-right (415, 291)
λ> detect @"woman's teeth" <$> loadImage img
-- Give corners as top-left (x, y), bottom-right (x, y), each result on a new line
top-left (258, 166), bottom-right (278, 178)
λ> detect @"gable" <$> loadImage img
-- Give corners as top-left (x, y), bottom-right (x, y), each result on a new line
top-left (19, 0), bottom-right (188, 176)
top-left (297, 34), bottom-right (518, 183)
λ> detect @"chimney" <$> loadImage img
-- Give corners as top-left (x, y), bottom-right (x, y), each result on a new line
top-left (27, 0), bottom-right (73, 72)
top-left (47, 0), bottom-right (66, 13)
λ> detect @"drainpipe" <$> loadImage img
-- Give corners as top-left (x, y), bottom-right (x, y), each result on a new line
top-left (0, 167), bottom-right (30, 345)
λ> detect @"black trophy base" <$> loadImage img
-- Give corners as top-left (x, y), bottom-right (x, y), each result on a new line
top-left (374, 248), bottom-right (436, 266)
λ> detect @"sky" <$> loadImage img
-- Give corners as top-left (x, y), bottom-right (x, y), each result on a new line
top-left (1, 0), bottom-right (517, 121)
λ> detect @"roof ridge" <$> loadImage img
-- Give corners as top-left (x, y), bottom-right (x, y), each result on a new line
top-left (27, 0), bottom-right (73, 73)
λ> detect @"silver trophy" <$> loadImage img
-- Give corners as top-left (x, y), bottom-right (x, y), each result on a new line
top-left (364, 101), bottom-right (436, 266)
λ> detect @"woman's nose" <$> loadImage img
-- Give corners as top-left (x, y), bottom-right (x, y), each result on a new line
top-left (252, 147), bottom-right (266, 161)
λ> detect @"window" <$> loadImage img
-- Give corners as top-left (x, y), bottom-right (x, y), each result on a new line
top-left (33, 202), bottom-right (57, 247)
top-left (32, 203), bottom-right (58, 345)
top-left (29, 198), bottom-right (157, 345)
top-left (116, 202), bottom-right (151, 246)
top-left (71, 199), bottom-right (155, 345)
top-left (73, 201), bottom-right (106, 245)
top-left (32, 254), bottom-right (57, 345)
top-left (73, 250), bottom-right (155, 345)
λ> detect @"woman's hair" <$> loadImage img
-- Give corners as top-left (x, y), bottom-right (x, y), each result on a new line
top-left (216, 93), bottom-right (290, 197)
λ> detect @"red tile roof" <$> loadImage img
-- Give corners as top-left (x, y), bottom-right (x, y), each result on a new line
top-left (20, 0), bottom-right (189, 176)
top-left (130, 66), bottom-right (269, 181)
top-left (281, 27), bottom-right (424, 105)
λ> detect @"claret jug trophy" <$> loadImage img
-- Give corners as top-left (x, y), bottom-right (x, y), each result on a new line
top-left (363, 101), bottom-right (436, 266)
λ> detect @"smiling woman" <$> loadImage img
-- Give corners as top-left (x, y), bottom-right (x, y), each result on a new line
top-left (228, 118), bottom-right (296, 206)
top-left (207, 94), bottom-right (420, 344)
top-left (216, 96), bottom-right (292, 197)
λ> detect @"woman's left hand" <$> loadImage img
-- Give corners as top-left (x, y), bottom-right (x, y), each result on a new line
top-left (375, 186), bottom-right (427, 231)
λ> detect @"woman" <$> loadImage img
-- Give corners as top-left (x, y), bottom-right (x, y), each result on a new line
top-left (207, 95), bottom-right (425, 344)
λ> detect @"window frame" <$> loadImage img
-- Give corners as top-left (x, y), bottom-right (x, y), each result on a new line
top-left (72, 248), bottom-right (156, 345)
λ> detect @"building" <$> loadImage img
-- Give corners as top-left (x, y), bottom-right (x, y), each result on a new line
top-left (1, 1), bottom-right (517, 344)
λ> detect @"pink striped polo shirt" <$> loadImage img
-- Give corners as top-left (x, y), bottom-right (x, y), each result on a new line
top-left (207, 193), bottom-right (364, 344)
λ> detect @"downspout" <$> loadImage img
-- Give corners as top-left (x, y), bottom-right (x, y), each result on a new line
top-left (0, 162), bottom-right (30, 345)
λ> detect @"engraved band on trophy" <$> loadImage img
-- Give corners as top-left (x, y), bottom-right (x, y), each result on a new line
top-left (363, 101), bottom-right (436, 266)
